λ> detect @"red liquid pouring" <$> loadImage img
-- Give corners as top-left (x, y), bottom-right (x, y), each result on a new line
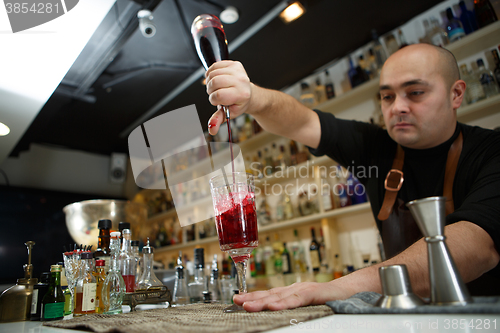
top-left (215, 194), bottom-right (258, 263)
top-left (192, 15), bottom-right (235, 176)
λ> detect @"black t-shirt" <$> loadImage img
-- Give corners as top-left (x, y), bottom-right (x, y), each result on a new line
top-left (309, 110), bottom-right (500, 287)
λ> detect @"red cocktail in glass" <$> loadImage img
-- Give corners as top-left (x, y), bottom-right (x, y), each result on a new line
top-left (210, 172), bottom-right (258, 312)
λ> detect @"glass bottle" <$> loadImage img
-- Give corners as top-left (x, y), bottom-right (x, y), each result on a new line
top-left (370, 29), bottom-right (387, 75)
top-left (324, 70), bottom-right (335, 99)
top-left (291, 229), bottom-right (307, 274)
top-left (188, 248), bottom-right (206, 303)
top-left (41, 265), bottom-right (65, 321)
top-left (397, 29), bottom-right (408, 48)
top-left (429, 17), bottom-right (449, 47)
top-left (445, 8), bottom-right (466, 43)
top-left (172, 252), bottom-right (189, 306)
top-left (281, 243), bottom-right (292, 275)
top-left (284, 193), bottom-right (294, 220)
top-left (459, 0), bottom-right (479, 34)
top-left (384, 33), bottom-right (399, 56)
top-left (333, 254), bottom-right (344, 279)
top-left (74, 252), bottom-right (96, 317)
top-left (264, 147), bottom-right (274, 176)
top-left (243, 114), bottom-right (253, 141)
top-left (102, 231), bottom-right (125, 314)
top-left (309, 227), bottom-right (321, 273)
top-left (93, 259), bottom-right (107, 313)
top-left (136, 238), bottom-right (163, 290)
top-left (118, 222), bottom-right (130, 245)
top-left (63, 286), bottom-right (72, 316)
top-left (276, 194), bottom-right (285, 222)
top-left (474, 0), bottom-right (498, 28)
top-left (299, 82), bottom-right (316, 108)
top-left (208, 254), bottom-right (221, 302)
top-left (476, 58), bottom-right (500, 98)
top-left (314, 77), bottom-right (327, 105)
top-left (30, 272), bottom-right (50, 321)
top-left (492, 49), bottom-right (500, 88)
top-left (131, 240), bottom-right (142, 286)
top-left (94, 219), bottom-right (111, 273)
top-left (460, 64), bottom-right (486, 104)
top-left (119, 229), bottom-right (136, 292)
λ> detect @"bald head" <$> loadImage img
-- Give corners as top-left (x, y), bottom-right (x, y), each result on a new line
top-left (382, 43), bottom-right (460, 90)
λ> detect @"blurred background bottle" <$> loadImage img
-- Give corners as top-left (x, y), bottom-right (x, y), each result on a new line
top-left (41, 265), bottom-right (65, 321)
top-left (476, 58), bottom-right (500, 98)
top-left (445, 7), bottom-right (466, 42)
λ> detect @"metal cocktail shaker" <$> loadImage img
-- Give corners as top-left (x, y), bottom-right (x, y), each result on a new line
top-left (406, 196), bottom-right (472, 305)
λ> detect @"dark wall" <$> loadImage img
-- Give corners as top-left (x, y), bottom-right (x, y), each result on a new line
top-left (0, 185), bottom-right (123, 284)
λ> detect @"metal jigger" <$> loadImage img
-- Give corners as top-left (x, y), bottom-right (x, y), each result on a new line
top-left (406, 197), bottom-right (472, 305)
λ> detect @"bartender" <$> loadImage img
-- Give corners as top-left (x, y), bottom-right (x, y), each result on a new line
top-left (204, 43), bottom-right (500, 311)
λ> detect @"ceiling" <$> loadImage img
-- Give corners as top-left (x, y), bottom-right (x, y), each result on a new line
top-left (9, 0), bottom-right (444, 158)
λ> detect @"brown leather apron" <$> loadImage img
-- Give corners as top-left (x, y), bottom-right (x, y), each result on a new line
top-left (377, 132), bottom-right (463, 259)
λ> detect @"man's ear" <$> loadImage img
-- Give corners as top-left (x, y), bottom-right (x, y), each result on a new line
top-left (451, 80), bottom-right (466, 110)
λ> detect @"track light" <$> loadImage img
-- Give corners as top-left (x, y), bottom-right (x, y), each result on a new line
top-left (279, 1), bottom-right (306, 24)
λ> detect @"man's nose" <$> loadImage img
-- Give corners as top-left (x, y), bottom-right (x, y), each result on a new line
top-left (391, 94), bottom-right (410, 115)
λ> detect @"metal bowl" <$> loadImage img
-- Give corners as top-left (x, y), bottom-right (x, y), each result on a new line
top-left (63, 199), bottom-right (147, 248)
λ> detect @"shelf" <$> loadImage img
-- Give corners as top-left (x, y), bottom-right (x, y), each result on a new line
top-left (457, 94), bottom-right (500, 123)
top-left (153, 202), bottom-right (371, 253)
top-left (314, 21), bottom-right (500, 116)
top-left (446, 21), bottom-right (500, 61)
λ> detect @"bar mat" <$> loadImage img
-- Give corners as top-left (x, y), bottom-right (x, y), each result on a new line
top-left (43, 303), bottom-right (334, 333)
top-left (326, 292), bottom-right (500, 314)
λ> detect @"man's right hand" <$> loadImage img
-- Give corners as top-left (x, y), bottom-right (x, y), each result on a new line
top-left (205, 60), bottom-right (254, 136)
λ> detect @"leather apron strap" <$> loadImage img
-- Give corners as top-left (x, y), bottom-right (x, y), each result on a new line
top-left (377, 132), bottom-right (464, 221)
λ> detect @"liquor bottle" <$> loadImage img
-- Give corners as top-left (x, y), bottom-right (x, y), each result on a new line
top-left (319, 228), bottom-right (327, 269)
top-left (281, 243), bottom-right (292, 275)
top-left (276, 194), bottom-right (285, 222)
top-left (284, 193), bottom-right (294, 220)
top-left (358, 55), bottom-right (371, 80)
top-left (384, 33), bottom-right (399, 56)
top-left (41, 265), bottom-right (65, 321)
top-left (337, 166), bottom-right (351, 207)
top-left (243, 115), bottom-right (253, 141)
top-left (264, 147), bottom-right (274, 176)
top-left (347, 57), bottom-right (368, 89)
top-left (118, 222), bottom-right (130, 245)
top-left (119, 229), bottom-right (136, 292)
top-left (188, 248), bottom-right (205, 303)
top-left (460, 64), bottom-right (486, 104)
top-left (314, 78), bottom-right (327, 105)
top-left (74, 252), bottom-right (96, 317)
top-left (492, 49), bottom-right (500, 88)
top-left (102, 231), bottom-right (125, 314)
top-left (397, 29), bottom-right (408, 48)
top-left (309, 228), bottom-right (322, 273)
top-left (263, 237), bottom-right (276, 276)
top-left (289, 140), bottom-right (299, 166)
top-left (445, 8), bottom-right (466, 43)
top-left (136, 238), bottom-right (163, 290)
top-left (370, 29), bottom-right (387, 75)
top-left (93, 259), bottom-right (107, 313)
top-left (299, 82), bottom-right (316, 108)
top-left (221, 253), bottom-right (230, 278)
top-left (324, 70), bottom-right (335, 99)
top-left (172, 252), bottom-right (189, 306)
top-left (131, 240), bottom-right (142, 285)
top-left (272, 233), bottom-right (283, 274)
top-left (367, 49), bottom-right (379, 79)
top-left (254, 247), bottom-right (265, 276)
top-left (30, 272), bottom-right (50, 321)
top-left (209, 254), bottom-right (221, 301)
top-left (321, 177), bottom-right (333, 212)
top-left (291, 229), bottom-right (307, 274)
top-left (459, 0), bottom-right (479, 34)
top-left (428, 17), bottom-right (449, 47)
top-left (94, 219), bottom-right (111, 273)
top-left (257, 195), bottom-right (272, 225)
top-left (476, 58), bottom-right (500, 98)
top-left (333, 254), bottom-right (343, 279)
top-left (474, 0), bottom-right (498, 28)
top-left (271, 143), bottom-right (280, 172)
top-left (421, 19), bottom-right (433, 44)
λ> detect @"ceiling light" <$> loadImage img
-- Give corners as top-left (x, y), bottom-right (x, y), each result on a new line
top-left (0, 123), bottom-right (10, 136)
top-left (220, 6), bottom-right (239, 24)
top-left (279, 1), bottom-right (306, 24)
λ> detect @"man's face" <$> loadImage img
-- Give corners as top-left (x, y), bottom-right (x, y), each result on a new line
top-left (379, 46), bottom-right (457, 149)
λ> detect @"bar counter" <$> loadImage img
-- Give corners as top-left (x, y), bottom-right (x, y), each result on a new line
top-left (1, 304), bottom-right (499, 333)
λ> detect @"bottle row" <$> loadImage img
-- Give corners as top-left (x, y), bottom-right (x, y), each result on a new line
top-left (460, 46), bottom-right (500, 105)
top-left (296, 0), bottom-right (499, 109)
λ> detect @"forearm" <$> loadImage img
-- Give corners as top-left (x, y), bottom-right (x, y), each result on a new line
top-left (247, 83), bottom-right (321, 149)
top-left (329, 221), bottom-right (499, 298)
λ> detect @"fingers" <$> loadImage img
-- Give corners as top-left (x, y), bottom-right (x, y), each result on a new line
top-left (207, 106), bottom-right (225, 136)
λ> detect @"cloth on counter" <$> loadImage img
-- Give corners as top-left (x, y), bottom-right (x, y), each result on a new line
top-left (326, 292), bottom-right (500, 314)
top-left (43, 303), bottom-right (334, 333)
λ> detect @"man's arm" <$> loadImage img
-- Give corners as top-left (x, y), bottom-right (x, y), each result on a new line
top-left (234, 221), bottom-right (499, 312)
top-left (205, 61), bottom-right (321, 149)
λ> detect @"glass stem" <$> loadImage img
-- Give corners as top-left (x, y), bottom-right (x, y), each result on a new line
top-left (235, 261), bottom-right (247, 294)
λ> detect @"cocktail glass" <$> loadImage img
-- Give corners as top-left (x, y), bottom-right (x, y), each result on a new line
top-left (209, 172), bottom-right (258, 312)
